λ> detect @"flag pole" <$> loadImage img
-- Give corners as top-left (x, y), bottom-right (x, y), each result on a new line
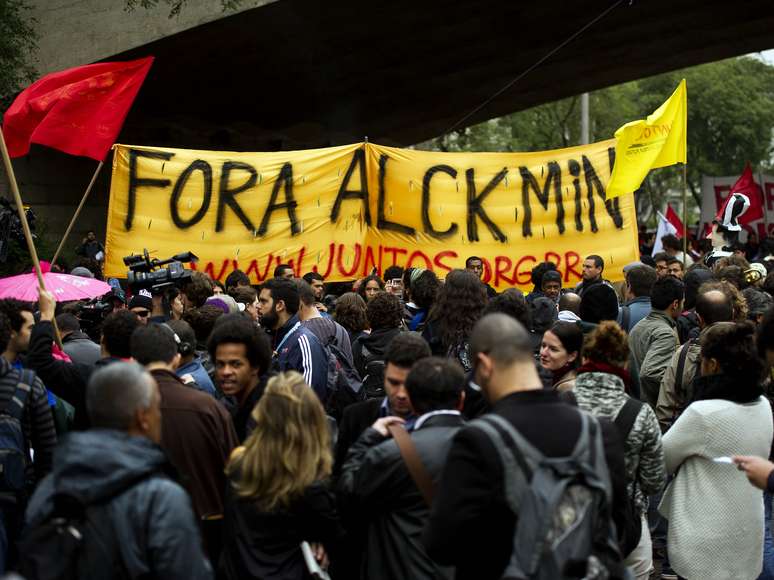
top-left (51, 160), bottom-right (105, 267)
top-left (0, 127), bottom-right (63, 348)
top-left (682, 163), bottom-right (688, 261)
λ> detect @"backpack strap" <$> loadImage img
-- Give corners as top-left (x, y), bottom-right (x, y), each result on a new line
top-left (6, 368), bottom-right (35, 421)
top-left (621, 305), bottom-right (631, 331)
top-left (614, 397), bottom-right (643, 441)
top-left (387, 424), bottom-right (435, 506)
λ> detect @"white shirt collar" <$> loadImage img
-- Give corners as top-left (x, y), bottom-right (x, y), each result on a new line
top-left (413, 409), bottom-right (461, 431)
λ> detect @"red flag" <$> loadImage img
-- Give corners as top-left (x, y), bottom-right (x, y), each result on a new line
top-left (715, 162), bottom-right (763, 224)
top-left (665, 203), bottom-right (685, 237)
top-left (2, 57), bottom-right (153, 161)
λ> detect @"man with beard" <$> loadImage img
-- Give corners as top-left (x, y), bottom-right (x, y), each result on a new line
top-left (258, 278), bottom-right (328, 400)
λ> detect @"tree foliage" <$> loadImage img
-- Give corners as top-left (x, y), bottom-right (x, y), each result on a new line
top-left (0, 0), bottom-right (37, 112)
top-left (125, 0), bottom-right (242, 18)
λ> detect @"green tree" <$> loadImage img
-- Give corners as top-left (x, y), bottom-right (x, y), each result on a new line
top-left (0, 0), bottom-right (37, 113)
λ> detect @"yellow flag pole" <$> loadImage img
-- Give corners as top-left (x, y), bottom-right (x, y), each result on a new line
top-left (682, 163), bottom-right (689, 261)
top-left (51, 160), bottom-right (105, 267)
top-left (0, 127), bottom-right (63, 348)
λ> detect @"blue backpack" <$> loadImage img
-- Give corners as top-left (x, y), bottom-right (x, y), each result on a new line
top-left (0, 369), bottom-right (35, 497)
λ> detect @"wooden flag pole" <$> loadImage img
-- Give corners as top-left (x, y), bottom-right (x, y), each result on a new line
top-left (51, 160), bottom-right (104, 267)
top-left (682, 163), bottom-right (689, 261)
top-left (0, 127), bottom-right (63, 348)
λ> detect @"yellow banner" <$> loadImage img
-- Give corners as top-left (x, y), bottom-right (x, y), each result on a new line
top-left (105, 140), bottom-right (639, 289)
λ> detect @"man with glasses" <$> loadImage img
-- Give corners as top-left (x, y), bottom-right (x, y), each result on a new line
top-left (129, 294), bottom-right (153, 325)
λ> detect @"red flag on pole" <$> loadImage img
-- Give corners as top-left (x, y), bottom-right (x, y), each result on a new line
top-left (715, 162), bottom-right (764, 225)
top-left (665, 203), bottom-right (685, 237)
top-left (2, 57), bottom-right (153, 161)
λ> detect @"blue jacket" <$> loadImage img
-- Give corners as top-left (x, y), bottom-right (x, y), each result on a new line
top-left (273, 315), bottom-right (328, 401)
top-left (176, 357), bottom-right (218, 397)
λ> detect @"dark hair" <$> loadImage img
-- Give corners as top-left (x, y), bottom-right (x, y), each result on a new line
top-left (546, 321), bottom-right (583, 368)
top-left (182, 304), bottom-right (225, 347)
top-left (465, 256), bottom-right (482, 268)
top-left (0, 312), bottom-right (12, 353)
top-left (411, 270), bottom-right (440, 309)
top-left (356, 275), bottom-right (385, 301)
top-left (530, 261), bottom-right (557, 288)
top-left (683, 266), bottom-right (714, 309)
top-left (302, 272), bottom-right (324, 284)
top-left (653, 251), bottom-right (669, 264)
top-left (584, 320), bottom-right (628, 366)
top-left (334, 293), bottom-right (368, 334)
top-left (405, 357), bottom-right (465, 414)
top-left (273, 264), bottom-right (293, 278)
top-left (661, 234), bottom-right (681, 252)
top-left (757, 308), bottom-right (774, 358)
top-left (665, 256), bottom-right (684, 270)
top-left (263, 278), bottom-right (300, 315)
top-left (167, 319), bottom-right (196, 353)
top-left (651, 276), bottom-right (685, 310)
top-left (208, 313), bottom-right (272, 372)
top-left (742, 287), bottom-right (773, 319)
top-left (702, 321), bottom-right (763, 383)
top-left (225, 269), bottom-right (250, 290)
top-left (55, 313), bottom-right (81, 333)
top-left (625, 265), bottom-right (657, 298)
top-left (384, 333), bottom-right (431, 369)
top-left (131, 323), bottom-right (178, 365)
top-left (485, 288), bottom-right (531, 329)
top-left (579, 284), bottom-right (619, 323)
top-left (181, 271), bottom-right (214, 308)
top-left (531, 297), bottom-right (558, 332)
top-left (295, 280), bottom-right (317, 307)
top-left (212, 279), bottom-right (226, 293)
top-left (586, 255), bottom-right (604, 270)
top-left (695, 287), bottom-right (733, 325)
top-left (716, 265), bottom-right (745, 290)
top-left (102, 310), bottom-right (142, 358)
top-left (764, 272), bottom-right (774, 297)
top-left (383, 265), bottom-right (404, 282)
top-left (367, 292), bottom-right (403, 330)
top-left (0, 299), bottom-right (33, 333)
top-left (230, 285), bottom-right (257, 306)
top-left (427, 269), bottom-right (487, 349)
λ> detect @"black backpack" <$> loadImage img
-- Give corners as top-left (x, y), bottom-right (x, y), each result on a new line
top-left (359, 343), bottom-right (386, 399)
top-left (323, 337), bottom-right (365, 421)
top-left (0, 368), bottom-right (35, 499)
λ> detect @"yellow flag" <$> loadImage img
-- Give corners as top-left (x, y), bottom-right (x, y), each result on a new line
top-left (606, 79), bottom-right (687, 198)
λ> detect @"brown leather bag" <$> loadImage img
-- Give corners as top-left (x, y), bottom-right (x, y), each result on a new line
top-left (387, 424), bottom-right (435, 506)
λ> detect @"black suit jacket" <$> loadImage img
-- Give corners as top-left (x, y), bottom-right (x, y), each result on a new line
top-left (333, 397), bottom-right (382, 477)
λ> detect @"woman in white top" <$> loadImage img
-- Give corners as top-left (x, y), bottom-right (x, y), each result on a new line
top-left (660, 321), bottom-right (773, 579)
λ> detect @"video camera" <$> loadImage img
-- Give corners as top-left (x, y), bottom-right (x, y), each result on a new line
top-left (123, 249), bottom-right (198, 293)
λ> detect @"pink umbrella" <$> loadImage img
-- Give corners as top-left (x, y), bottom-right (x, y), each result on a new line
top-left (0, 263), bottom-right (112, 301)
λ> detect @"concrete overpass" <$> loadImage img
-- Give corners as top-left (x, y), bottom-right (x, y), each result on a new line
top-left (3, 0), bottom-right (774, 259)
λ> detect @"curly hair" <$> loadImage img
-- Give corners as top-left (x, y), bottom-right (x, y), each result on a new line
top-left (356, 275), bottom-right (385, 302)
top-left (183, 304), bottom-right (225, 347)
top-left (366, 291), bottom-right (403, 330)
top-left (699, 280), bottom-right (747, 322)
top-left (334, 292), bottom-right (368, 334)
top-left (484, 288), bottom-right (531, 329)
top-left (427, 269), bottom-right (487, 349)
top-left (701, 321), bottom-right (763, 384)
top-left (410, 270), bottom-right (440, 309)
top-left (584, 320), bottom-right (628, 367)
top-left (181, 271), bottom-right (214, 308)
top-left (0, 299), bottom-right (33, 333)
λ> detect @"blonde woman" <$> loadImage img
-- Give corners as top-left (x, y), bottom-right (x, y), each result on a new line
top-left (219, 372), bottom-right (343, 579)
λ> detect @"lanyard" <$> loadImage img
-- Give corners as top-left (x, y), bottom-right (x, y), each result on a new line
top-left (275, 321), bottom-right (301, 355)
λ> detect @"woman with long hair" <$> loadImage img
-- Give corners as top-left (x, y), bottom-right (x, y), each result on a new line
top-left (356, 275), bottom-right (385, 303)
top-left (422, 269), bottom-right (486, 371)
top-left (219, 372), bottom-right (343, 579)
top-left (539, 321), bottom-right (582, 392)
top-left (334, 292), bottom-right (369, 345)
top-left (660, 322), bottom-right (772, 579)
top-left (406, 269), bottom-right (440, 332)
top-left (572, 321), bottom-right (665, 579)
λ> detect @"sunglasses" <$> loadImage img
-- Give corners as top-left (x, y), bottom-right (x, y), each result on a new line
top-left (134, 310), bottom-right (151, 318)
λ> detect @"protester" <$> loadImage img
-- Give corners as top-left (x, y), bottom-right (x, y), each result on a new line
top-left (212, 280), bottom-right (226, 295)
top-left (661, 233), bottom-right (693, 267)
top-left (656, 287), bottom-right (733, 431)
top-left (75, 229), bottom-right (105, 262)
top-left (0, 310), bottom-right (56, 572)
top-left (258, 278), bottom-right (328, 400)
top-left (128, 293), bottom-right (153, 325)
top-left (743, 287), bottom-right (773, 324)
top-left (334, 292), bottom-right (369, 346)
top-left (628, 276), bottom-right (684, 408)
top-left (230, 285), bottom-right (259, 321)
top-left (297, 280), bottom-right (353, 365)
top-left (423, 313), bottom-right (628, 580)
top-left (676, 266), bottom-right (714, 343)
top-left (653, 252), bottom-right (669, 278)
top-left (574, 254), bottom-right (609, 296)
top-left (579, 283), bottom-right (619, 326)
top-left (406, 269), bottom-right (440, 331)
top-left (302, 271), bottom-right (328, 312)
top-left (618, 265), bottom-right (656, 332)
top-left (557, 291), bottom-right (582, 322)
top-left (335, 333), bottom-right (431, 473)
top-left (337, 357), bottom-right (465, 580)
top-left (352, 291), bottom-right (403, 394)
top-left (166, 319), bottom-right (218, 397)
top-left (526, 261), bottom-right (558, 304)
top-left (357, 274), bottom-right (385, 303)
top-left (56, 313), bottom-right (101, 367)
top-left (573, 321), bottom-right (665, 579)
top-left (383, 265), bottom-right (405, 298)
top-left (21, 362), bottom-right (212, 580)
top-left (208, 314), bottom-right (273, 442)
top-left (422, 269), bottom-right (487, 371)
top-left (0, 299), bottom-right (34, 365)
top-left (225, 269), bottom-right (250, 293)
top-left (540, 270), bottom-right (562, 303)
top-left (666, 257), bottom-right (684, 279)
top-left (181, 271), bottom-right (214, 310)
top-left (539, 321), bottom-right (582, 393)
top-left (465, 255), bottom-right (496, 298)
top-left (273, 264), bottom-right (295, 279)
top-left (219, 372), bottom-right (342, 580)
top-left (660, 322), bottom-right (772, 579)
top-left (130, 323), bottom-right (239, 523)
top-left (529, 296), bottom-right (557, 353)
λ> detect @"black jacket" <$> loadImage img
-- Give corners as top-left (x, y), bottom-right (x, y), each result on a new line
top-left (333, 398), bottom-right (382, 477)
top-left (24, 430), bottom-right (212, 580)
top-left (219, 475), bottom-right (344, 580)
top-left (423, 389), bottom-right (628, 580)
top-left (337, 413), bottom-right (463, 580)
top-left (351, 328), bottom-right (401, 378)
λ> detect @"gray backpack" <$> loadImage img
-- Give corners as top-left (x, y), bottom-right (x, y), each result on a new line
top-left (472, 412), bottom-right (624, 580)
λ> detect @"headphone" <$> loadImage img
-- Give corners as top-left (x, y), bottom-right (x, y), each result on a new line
top-left (158, 323), bottom-right (194, 357)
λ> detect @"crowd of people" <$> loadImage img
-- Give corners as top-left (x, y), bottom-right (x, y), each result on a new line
top-left (4, 239), bottom-right (774, 580)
